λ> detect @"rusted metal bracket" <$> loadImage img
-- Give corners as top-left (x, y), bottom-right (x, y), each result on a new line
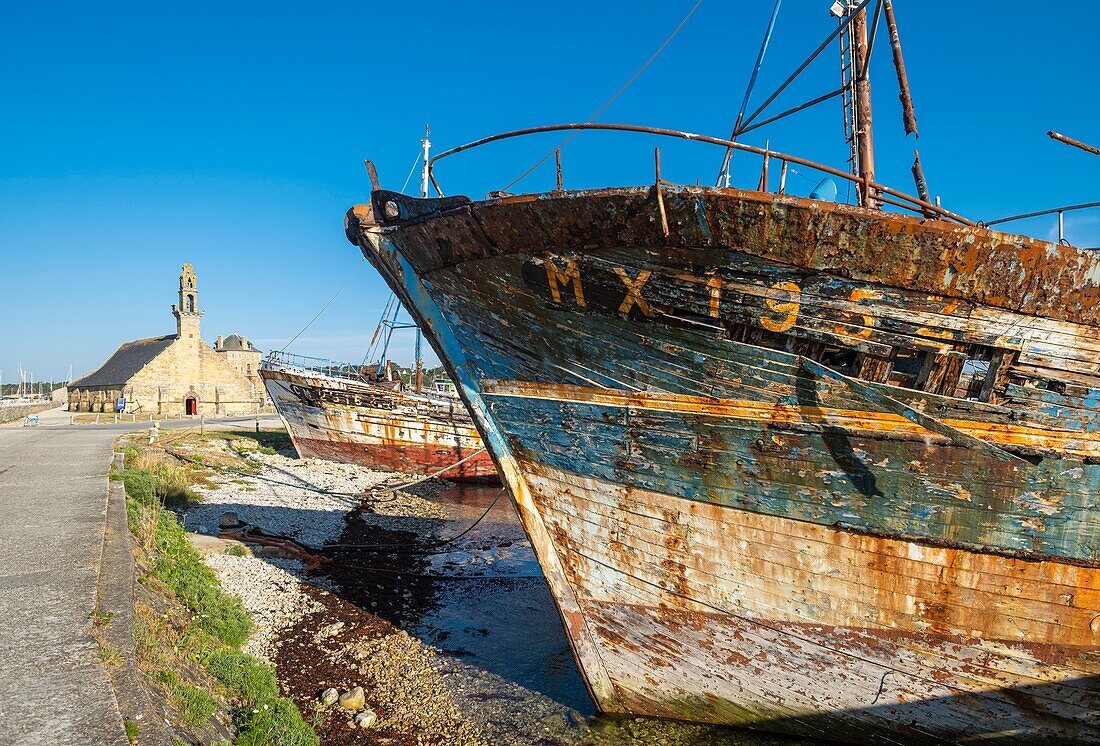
top-left (555, 148), bottom-right (564, 192)
top-left (370, 189), bottom-right (472, 226)
top-left (654, 147), bottom-right (673, 238)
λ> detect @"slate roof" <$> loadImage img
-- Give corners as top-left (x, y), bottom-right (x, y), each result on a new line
top-left (218, 334), bottom-right (260, 352)
top-left (71, 335), bottom-right (176, 388)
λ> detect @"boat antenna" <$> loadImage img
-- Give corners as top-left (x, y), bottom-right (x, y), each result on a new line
top-left (420, 124), bottom-right (431, 198)
top-left (414, 328), bottom-right (424, 393)
top-left (1048, 131), bottom-right (1100, 157)
top-left (716, 0), bottom-right (783, 187)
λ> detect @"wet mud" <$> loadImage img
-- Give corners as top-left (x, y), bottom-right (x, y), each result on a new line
top-left (270, 480), bottom-right (806, 744)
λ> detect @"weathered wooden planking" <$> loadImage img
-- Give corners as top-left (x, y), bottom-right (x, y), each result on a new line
top-left (347, 186), bottom-right (1100, 742)
top-left (522, 463), bottom-right (1100, 741)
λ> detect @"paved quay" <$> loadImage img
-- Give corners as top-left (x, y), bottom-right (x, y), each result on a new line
top-left (0, 409), bottom-right (281, 745)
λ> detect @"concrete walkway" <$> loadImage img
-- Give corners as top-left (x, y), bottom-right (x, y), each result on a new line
top-left (0, 410), bottom-right (129, 745)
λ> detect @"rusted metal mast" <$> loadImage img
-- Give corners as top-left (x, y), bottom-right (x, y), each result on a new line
top-left (416, 123), bottom-right (430, 394)
top-left (1048, 131), bottom-right (1100, 157)
top-left (884, 0), bottom-right (917, 137)
top-left (852, 6), bottom-right (876, 207)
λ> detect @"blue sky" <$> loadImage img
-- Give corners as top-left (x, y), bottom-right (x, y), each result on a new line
top-left (1, 0), bottom-right (1098, 382)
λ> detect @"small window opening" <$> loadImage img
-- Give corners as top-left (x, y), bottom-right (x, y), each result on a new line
top-left (819, 345), bottom-right (859, 377)
top-left (888, 348), bottom-right (927, 389)
top-left (954, 346), bottom-right (997, 400)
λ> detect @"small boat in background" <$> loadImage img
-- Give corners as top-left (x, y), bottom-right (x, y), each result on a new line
top-left (261, 301), bottom-right (497, 482)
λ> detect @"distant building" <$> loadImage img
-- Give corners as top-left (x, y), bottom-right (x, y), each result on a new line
top-left (214, 334), bottom-right (262, 389)
top-left (69, 264), bottom-right (267, 415)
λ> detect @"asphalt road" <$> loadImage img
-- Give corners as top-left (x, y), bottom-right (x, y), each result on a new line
top-left (0, 408), bottom-right (282, 744)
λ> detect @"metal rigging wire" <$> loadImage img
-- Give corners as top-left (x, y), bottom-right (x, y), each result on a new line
top-left (279, 257), bottom-right (365, 352)
top-left (499, 0), bottom-right (703, 194)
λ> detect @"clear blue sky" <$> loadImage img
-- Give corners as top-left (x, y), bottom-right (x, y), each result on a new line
top-left (2, 0), bottom-right (1098, 382)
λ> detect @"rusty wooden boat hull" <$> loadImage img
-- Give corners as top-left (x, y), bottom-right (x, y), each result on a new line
top-left (261, 365), bottom-right (497, 482)
top-left (346, 186), bottom-right (1100, 743)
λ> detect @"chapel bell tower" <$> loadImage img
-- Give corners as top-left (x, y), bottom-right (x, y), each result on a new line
top-left (173, 263), bottom-right (204, 339)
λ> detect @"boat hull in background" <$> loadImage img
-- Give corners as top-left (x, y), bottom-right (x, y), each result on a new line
top-left (262, 366), bottom-right (497, 482)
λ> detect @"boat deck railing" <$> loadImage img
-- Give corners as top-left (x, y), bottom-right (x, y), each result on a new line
top-left (426, 122), bottom-right (974, 225)
top-left (425, 122), bottom-right (1100, 244)
top-left (982, 201), bottom-right (1100, 249)
top-left (263, 350), bottom-right (369, 382)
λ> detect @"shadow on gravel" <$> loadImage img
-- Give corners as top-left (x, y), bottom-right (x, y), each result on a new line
top-left (182, 471), bottom-right (808, 746)
top-left (179, 478), bottom-right (592, 714)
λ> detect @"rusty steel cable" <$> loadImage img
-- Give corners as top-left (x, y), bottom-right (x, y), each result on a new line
top-left (498, 0), bottom-right (703, 194)
top-left (398, 147), bottom-right (424, 194)
top-left (323, 486), bottom-right (506, 553)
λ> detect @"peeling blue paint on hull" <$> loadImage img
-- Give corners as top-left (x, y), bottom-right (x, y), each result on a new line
top-left (345, 188), bottom-right (1100, 744)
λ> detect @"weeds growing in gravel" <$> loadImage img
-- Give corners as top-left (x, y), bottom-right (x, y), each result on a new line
top-left (123, 446), bottom-right (317, 746)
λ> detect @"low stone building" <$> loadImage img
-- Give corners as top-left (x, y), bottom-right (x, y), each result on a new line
top-left (69, 264), bottom-right (267, 415)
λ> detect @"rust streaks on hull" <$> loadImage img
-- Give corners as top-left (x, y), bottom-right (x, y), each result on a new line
top-left (262, 367), bottom-right (497, 482)
top-left (524, 462), bottom-right (1100, 742)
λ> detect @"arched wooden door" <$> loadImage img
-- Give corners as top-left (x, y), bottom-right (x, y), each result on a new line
top-left (185, 396), bottom-right (197, 416)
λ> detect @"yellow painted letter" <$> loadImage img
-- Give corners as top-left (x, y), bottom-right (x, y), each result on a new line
top-left (707, 276), bottom-right (722, 318)
top-left (833, 287), bottom-right (880, 339)
top-left (760, 281), bottom-right (801, 332)
top-left (545, 256), bottom-right (586, 307)
top-left (614, 268), bottom-right (653, 316)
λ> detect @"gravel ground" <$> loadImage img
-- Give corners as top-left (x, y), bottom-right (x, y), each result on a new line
top-left (183, 450), bottom-right (401, 547)
top-left (203, 554), bottom-right (324, 663)
top-left (190, 449), bottom-right (795, 745)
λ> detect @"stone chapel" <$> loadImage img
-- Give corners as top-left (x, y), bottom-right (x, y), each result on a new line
top-left (68, 264), bottom-right (266, 415)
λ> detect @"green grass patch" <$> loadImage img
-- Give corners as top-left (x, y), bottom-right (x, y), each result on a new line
top-left (148, 522), bottom-right (251, 648)
top-left (205, 649), bottom-right (279, 703)
top-left (123, 445), bottom-right (317, 745)
top-left (170, 682), bottom-right (218, 727)
top-left (91, 608), bottom-right (115, 626)
top-left (97, 641), bottom-right (123, 667)
top-left (204, 649), bottom-right (316, 745)
top-left (236, 697), bottom-right (319, 746)
top-left (124, 719), bottom-right (140, 742)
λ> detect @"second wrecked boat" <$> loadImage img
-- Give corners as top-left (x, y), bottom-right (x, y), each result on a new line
top-left (261, 303), bottom-right (497, 482)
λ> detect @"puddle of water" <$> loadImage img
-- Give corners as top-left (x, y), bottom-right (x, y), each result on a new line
top-left (317, 481), bottom-right (804, 744)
